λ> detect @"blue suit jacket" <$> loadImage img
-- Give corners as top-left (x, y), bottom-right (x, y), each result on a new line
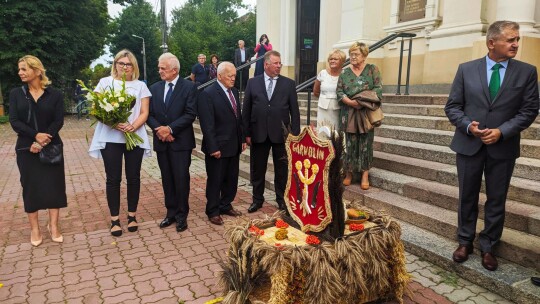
top-left (147, 78), bottom-right (198, 152)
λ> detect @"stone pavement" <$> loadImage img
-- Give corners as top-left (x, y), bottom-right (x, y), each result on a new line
top-left (0, 117), bottom-right (515, 303)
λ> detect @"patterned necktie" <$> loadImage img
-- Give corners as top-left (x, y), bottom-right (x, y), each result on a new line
top-left (489, 63), bottom-right (501, 101)
top-left (165, 83), bottom-right (174, 106)
top-left (267, 77), bottom-right (273, 100)
top-left (227, 89), bottom-right (238, 117)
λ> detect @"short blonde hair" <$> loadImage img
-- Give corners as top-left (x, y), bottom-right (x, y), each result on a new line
top-left (111, 49), bottom-right (140, 80)
top-left (18, 55), bottom-right (51, 89)
top-left (349, 42), bottom-right (369, 57)
top-left (327, 49), bottom-right (346, 64)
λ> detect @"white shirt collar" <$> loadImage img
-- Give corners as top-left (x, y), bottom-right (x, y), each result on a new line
top-left (264, 72), bottom-right (278, 82)
top-left (166, 75), bottom-right (180, 87)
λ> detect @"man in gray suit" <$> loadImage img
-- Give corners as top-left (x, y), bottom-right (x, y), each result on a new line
top-left (445, 20), bottom-right (539, 271)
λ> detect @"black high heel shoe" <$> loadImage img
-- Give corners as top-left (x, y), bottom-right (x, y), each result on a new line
top-left (127, 215), bottom-right (138, 232)
top-left (110, 219), bottom-right (122, 237)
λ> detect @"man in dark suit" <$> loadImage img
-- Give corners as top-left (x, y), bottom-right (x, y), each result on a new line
top-left (445, 21), bottom-right (539, 271)
top-left (147, 53), bottom-right (198, 232)
top-left (198, 62), bottom-right (246, 225)
top-left (242, 50), bottom-right (301, 213)
top-left (234, 40), bottom-right (251, 91)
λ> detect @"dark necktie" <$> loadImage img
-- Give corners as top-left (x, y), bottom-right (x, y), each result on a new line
top-left (165, 83), bottom-right (174, 106)
top-left (227, 89), bottom-right (238, 117)
top-left (489, 63), bottom-right (501, 101)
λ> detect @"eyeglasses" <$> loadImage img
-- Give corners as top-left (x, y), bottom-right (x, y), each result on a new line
top-left (350, 53), bottom-right (362, 58)
top-left (116, 62), bottom-right (133, 68)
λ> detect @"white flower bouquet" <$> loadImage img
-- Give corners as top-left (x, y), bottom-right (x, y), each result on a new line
top-left (77, 76), bottom-right (143, 150)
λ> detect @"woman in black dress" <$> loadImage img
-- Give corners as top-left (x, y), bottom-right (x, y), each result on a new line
top-left (9, 55), bottom-right (67, 246)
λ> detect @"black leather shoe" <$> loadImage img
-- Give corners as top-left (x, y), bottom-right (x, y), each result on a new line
top-left (176, 219), bottom-right (188, 232)
top-left (481, 252), bottom-right (498, 271)
top-left (531, 277), bottom-right (540, 287)
top-left (452, 244), bottom-right (473, 263)
top-left (159, 217), bottom-right (176, 228)
top-left (248, 202), bottom-right (263, 213)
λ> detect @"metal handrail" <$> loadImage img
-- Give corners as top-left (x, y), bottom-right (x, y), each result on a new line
top-left (295, 32), bottom-right (416, 93)
top-left (182, 56), bottom-right (266, 91)
top-left (295, 32), bottom-right (416, 125)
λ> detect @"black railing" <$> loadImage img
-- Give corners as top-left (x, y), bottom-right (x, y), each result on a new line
top-left (296, 32), bottom-right (416, 125)
top-left (183, 55), bottom-right (266, 92)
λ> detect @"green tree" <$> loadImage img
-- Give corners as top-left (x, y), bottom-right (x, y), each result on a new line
top-left (108, 0), bottom-right (162, 84)
top-left (0, 0), bottom-right (109, 107)
top-left (168, 0), bottom-right (256, 77)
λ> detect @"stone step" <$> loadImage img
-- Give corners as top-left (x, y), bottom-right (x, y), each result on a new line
top-left (381, 103), bottom-right (446, 117)
top-left (374, 136), bottom-right (540, 182)
top-left (365, 165), bottom-right (540, 237)
top-left (376, 125), bottom-right (540, 160)
top-left (381, 94), bottom-right (449, 105)
top-left (343, 183), bottom-right (540, 272)
top-left (399, 221), bottom-right (540, 304)
top-left (372, 150), bottom-right (540, 208)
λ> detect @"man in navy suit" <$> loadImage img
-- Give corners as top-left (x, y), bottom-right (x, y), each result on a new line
top-left (198, 62), bottom-right (246, 225)
top-left (147, 53), bottom-right (198, 232)
top-left (445, 21), bottom-right (539, 271)
top-left (242, 50), bottom-right (300, 213)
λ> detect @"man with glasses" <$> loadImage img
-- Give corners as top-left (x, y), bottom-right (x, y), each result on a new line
top-left (242, 50), bottom-right (300, 213)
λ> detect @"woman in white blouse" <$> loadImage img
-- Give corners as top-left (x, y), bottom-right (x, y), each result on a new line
top-left (313, 49), bottom-right (346, 130)
top-left (89, 49), bottom-right (151, 237)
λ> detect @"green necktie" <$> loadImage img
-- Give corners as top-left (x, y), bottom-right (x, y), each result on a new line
top-left (489, 63), bottom-right (501, 101)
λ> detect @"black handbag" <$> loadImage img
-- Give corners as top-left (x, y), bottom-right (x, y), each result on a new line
top-left (22, 86), bottom-right (64, 165)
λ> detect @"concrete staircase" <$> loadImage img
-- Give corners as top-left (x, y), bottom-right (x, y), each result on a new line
top-left (191, 92), bottom-right (540, 303)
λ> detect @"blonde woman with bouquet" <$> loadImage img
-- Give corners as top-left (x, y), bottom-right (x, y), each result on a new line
top-left (88, 49), bottom-right (151, 237)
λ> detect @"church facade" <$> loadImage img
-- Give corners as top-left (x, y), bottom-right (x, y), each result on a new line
top-left (255, 0), bottom-right (540, 93)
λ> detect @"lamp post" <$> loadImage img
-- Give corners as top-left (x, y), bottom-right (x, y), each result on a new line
top-left (132, 34), bottom-right (147, 83)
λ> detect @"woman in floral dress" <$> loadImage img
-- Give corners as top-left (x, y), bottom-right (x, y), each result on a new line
top-left (336, 42), bottom-right (382, 189)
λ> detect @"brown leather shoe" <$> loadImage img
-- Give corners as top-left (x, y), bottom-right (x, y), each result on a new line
top-left (452, 244), bottom-right (473, 263)
top-left (209, 215), bottom-right (224, 225)
top-left (221, 208), bottom-right (242, 217)
top-left (481, 252), bottom-right (498, 271)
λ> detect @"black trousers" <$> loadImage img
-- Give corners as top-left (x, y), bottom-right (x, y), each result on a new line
top-left (157, 149), bottom-right (191, 220)
top-left (204, 154), bottom-right (240, 217)
top-left (251, 138), bottom-right (287, 205)
top-left (101, 143), bottom-right (144, 217)
top-left (456, 145), bottom-right (515, 253)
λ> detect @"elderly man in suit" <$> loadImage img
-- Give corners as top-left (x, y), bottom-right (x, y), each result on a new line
top-left (198, 62), bottom-right (246, 225)
top-left (234, 40), bottom-right (251, 91)
top-left (242, 50), bottom-right (300, 213)
top-left (147, 53), bottom-right (198, 232)
top-left (445, 20), bottom-right (539, 271)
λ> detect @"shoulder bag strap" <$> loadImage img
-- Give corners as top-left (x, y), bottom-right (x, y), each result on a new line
top-left (21, 86), bottom-right (39, 130)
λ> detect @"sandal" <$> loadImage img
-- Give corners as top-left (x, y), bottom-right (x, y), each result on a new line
top-left (110, 219), bottom-right (122, 237)
top-left (127, 215), bottom-right (138, 232)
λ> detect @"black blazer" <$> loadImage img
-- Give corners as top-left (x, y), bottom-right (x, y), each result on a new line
top-left (234, 48), bottom-right (252, 67)
top-left (9, 86), bottom-right (64, 150)
top-left (242, 74), bottom-right (300, 144)
top-left (445, 57), bottom-right (539, 159)
top-left (147, 78), bottom-right (198, 152)
top-left (198, 82), bottom-right (244, 158)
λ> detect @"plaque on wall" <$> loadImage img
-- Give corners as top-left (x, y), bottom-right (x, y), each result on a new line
top-left (399, 0), bottom-right (427, 23)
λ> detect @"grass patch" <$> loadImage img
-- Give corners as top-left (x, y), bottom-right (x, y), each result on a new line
top-left (0, 116), bottom-right (8, 124)
top-left (436, 269), bottom-right (459, 287)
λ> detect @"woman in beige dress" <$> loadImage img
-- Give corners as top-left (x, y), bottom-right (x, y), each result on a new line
top-left (313, 49), bottom-right (346, 130)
